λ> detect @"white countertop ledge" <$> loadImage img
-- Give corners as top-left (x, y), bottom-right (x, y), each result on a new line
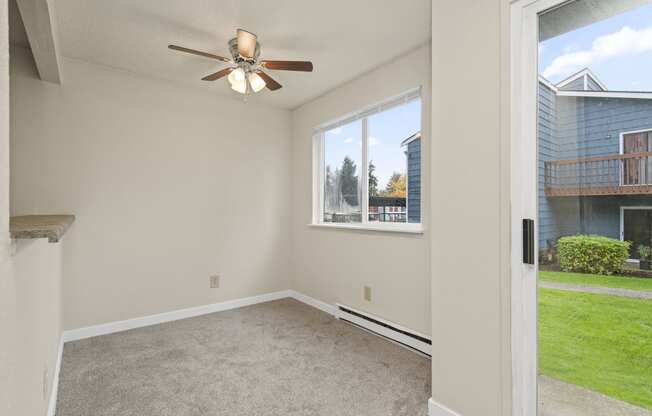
top-left (308, 223), bottom-right (424, 234)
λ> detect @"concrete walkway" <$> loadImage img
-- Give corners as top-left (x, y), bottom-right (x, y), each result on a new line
top-left (539, 281), bottom-right (652, 300)
top-left (539, 376), bottom-right (652, 416)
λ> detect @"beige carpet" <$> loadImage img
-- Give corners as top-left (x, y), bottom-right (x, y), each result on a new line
top-left (56, 298), bottom-right (431, 416)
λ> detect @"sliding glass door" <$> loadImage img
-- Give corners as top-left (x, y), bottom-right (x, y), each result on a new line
top-left (514, 0), bottom-right (652, 414)
top-left (510, 0), bottom-right (652, 416)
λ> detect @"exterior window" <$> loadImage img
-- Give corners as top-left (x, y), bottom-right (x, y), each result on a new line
top-left (368, 98), bottom-right (421, 223)
top-left (313, 89), bottom-right (423, 232)
top-left (323, 120), bottom-right (362, 223)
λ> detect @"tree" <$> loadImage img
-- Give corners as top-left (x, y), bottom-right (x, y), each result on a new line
top-left (339, 156), bottom-right (359, 206)
top-left (325, 165), bottom-right (334, 190)
top-left (382, 172), bottom-right (406, 197)
top-left (324, 165), bottom-right (336, 210)
top-left (368, 160), bottom-right (379, 197)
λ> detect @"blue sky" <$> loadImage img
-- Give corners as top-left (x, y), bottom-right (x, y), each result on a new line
top-left (324, 100), bottom-right (421, 189)
top-left (539, 2), bottom-right (652, 91)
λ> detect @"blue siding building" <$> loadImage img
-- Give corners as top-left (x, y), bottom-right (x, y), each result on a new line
top-left (402, 133), bottom-right (421, 223)
top-left (538, 69), bottom-right (652, 258)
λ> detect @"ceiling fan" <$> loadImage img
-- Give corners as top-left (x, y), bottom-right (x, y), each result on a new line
top-left (168, 29), bottom-right (313, 95)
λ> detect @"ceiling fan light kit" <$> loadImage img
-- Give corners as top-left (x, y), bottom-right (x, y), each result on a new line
top-left (227, 68), bottom-right (265, 94)
top-left (168, 28), bottom-right (314, 97)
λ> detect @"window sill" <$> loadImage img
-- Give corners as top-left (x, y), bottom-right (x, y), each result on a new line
top-left (308, 223), bottom-right (424, 234)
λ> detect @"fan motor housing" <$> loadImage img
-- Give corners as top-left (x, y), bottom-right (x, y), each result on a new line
top-left (228, 38), bottom-right (261, 64)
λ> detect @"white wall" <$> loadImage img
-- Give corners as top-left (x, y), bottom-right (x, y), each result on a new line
top-left (3, 239), bottom-right (63, 416)
top-left (10, 46), bottom-right (293, 330)
top-left (290, 44), bottom-right (431, 335)
top-left (2, 26), bottom-right (63, 416)
top-left (0, 1), bottom-right (14, 414)
top-left (430, 1), bottom-right (511, 416)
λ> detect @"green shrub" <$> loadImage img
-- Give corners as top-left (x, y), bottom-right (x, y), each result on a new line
top-left (557, 235), bottom-right (630, 275)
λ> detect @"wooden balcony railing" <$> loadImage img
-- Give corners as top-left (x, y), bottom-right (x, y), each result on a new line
top-left (544, 151), bottom-right (652, 196)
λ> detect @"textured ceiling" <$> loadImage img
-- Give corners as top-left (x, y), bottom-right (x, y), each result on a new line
top-left (44, 0), bottom-right (431, 109)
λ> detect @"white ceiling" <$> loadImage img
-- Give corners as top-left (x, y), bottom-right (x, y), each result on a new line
top-left (34, 0), bottom-right (431, 109)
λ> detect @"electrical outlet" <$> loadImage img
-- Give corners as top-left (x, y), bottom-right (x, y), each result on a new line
top-left (209, 275), bottom-right (220, 288)
top-left (363, 285), bottom-right (372, 302)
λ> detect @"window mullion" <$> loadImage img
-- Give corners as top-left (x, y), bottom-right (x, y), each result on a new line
top-left (361, 117), bottom-right (369, 224)
top-left (318, 133), bottom-right (325, 223)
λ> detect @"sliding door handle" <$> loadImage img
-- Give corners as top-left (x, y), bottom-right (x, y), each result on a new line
top-left (522, 219), bottom-right (534, 265)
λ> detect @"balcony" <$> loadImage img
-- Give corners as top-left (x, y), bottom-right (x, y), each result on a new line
top-left (368, 196), bottom-right (407, 222)
top-left (544, 151), bottom-right (652, 196)
top-left (323, 196), bottom-right (407, 223)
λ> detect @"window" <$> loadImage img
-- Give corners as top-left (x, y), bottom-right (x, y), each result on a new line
top-left (323, 120), bottom-right (363, 223)
top-left (313, 89), bottom-right (423, 232)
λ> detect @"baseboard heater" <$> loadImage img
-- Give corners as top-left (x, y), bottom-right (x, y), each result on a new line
top-left (336, 304), bottom-right (432, 356)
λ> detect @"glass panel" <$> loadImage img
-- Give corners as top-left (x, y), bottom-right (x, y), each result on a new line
top-left (538, 1), bottom-right (652, 413)
top-left (367, 99), bottom-right (421, 223)
top-left (623, 209), bottom-right (652, 258)
top-left (323, 120), bottom-right (362, 223)
top-left (623, 132), bottom-right (650, 185)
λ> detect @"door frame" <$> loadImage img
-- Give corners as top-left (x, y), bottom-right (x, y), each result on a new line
top-left (510, 0), bottom-right (570, 415)
top-left (620, 206), bottom-right (652, 259)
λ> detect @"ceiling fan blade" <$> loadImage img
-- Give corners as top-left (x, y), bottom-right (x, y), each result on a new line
top-left (168, 44), bottom-right (230, 63)
top-left (236, 29), bottom-right (257, 58)
top-left (255, 71), bottom-right (282, 91)
top-left (261, 60), bottom-right (313, 72)
top-left (201, 67), bottom-right (234, 81)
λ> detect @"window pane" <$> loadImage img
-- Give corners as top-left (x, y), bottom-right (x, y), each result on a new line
top-left (367, 99), bottom-right (421, 223)
top-left (323, 120), bottom-right (362, 223)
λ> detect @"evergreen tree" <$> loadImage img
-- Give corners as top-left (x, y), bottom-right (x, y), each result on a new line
top-left (368, 160), bottom-right (379, 197)
top-left (324, 165), bottom-right (336, 210)
top-left (339, 156), bottom-right (359, 206)
top-left (325, 165), bottom-right (334, 194)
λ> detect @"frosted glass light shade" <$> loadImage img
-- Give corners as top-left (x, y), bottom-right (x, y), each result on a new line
top-left (228, 68), bottom-right (247, 93)
top-left (227, 67), bottom-right (245, 83)
top-left (248, 72), bottom-right (266, 92)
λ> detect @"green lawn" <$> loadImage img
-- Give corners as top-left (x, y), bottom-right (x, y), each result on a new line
top-left (540, 270), bottom-right (652, 292)
top-left (539, 288), bottom-right (652, 410)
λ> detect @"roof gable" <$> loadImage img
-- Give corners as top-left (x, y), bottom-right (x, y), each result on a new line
top-left (555, 68), bottom-right (608, 91)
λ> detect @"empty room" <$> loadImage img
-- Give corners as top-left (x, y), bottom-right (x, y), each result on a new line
top-left (2, 1), bottom-right (650, 416)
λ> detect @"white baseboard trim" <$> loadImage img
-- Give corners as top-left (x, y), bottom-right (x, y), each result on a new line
top-left (288, 290), bottom-right (337, 316)
top-left (63, 290), bottom-right (292, 342)
top-left (429, 398), bottom-right (462, 416)
top-left (47, 335), bottom-right (64, 416)
top-left (61, 289), bottom-right (422, 363)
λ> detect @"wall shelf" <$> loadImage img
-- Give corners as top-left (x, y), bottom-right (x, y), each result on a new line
top-left (10, 215), bottom-right (75, 243)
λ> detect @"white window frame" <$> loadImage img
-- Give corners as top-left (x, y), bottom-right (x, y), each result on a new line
top-left (310, 88), bottom-right (424, 234)
top-left (511, 0), bottom-right (565, 414)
